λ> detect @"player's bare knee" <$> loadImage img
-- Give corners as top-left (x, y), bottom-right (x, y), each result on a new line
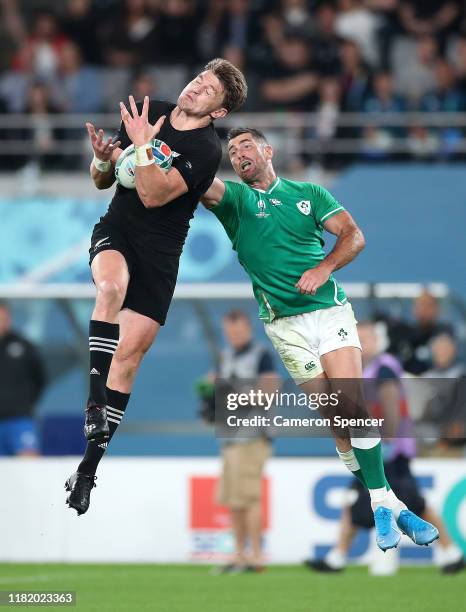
top-left (118, 361), bottom-right (138, 385)
top-left (95, 279), bottom-right (125, 310)
top-left (113, 343), bottom-right (147, 372)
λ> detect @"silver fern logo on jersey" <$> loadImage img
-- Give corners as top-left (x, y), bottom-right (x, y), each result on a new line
top-left (296, 200), bottom-right (311, 215)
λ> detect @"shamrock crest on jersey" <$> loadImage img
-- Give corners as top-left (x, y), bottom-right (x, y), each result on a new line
top-left (296, 200), bottom-right (311, 215)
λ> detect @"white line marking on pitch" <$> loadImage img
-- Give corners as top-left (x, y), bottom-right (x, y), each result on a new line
top-left (0, 573), bottom-right (77, 585)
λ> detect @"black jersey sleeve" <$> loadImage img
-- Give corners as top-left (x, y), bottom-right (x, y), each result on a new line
top-left (171, 133), bottom-right (222, 192)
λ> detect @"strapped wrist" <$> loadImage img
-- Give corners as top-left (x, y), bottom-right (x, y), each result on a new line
top-left (135, 143), bottom-right (155, 167)
top-left (93, 155), bottom-right (111, 173)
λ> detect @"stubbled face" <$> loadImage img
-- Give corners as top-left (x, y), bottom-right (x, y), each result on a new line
top-left (228, 133), bottom-right (271, 183)
top-left (177, 70), bottom-right (227, 119)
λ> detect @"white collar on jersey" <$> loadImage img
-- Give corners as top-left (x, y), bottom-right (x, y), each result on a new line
top-left (251, 177), bottom-right (280, 194)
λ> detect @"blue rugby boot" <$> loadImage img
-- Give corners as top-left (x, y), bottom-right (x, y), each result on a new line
top-left (374, 507), bottom-right (401, 551)
top-left (397, 509), bottom-right (439, 546)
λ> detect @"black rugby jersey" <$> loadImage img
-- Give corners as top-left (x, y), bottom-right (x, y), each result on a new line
top-left (104, 100), bottom-right (222, 255)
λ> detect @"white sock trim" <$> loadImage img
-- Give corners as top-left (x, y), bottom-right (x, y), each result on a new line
top-left (336, 447), bottom-right (361, 472)
top-left (350, 436), bottom-right (381, 450)
top-left (369, 487), bottom-right (388, 504)
top-left (385, 489), bottom-right (407, 519)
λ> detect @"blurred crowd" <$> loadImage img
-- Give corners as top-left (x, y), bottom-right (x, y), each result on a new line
top-left (1, 0), bottom-right (466, 169)
top-left (376, 290), bottom-right (466, 454)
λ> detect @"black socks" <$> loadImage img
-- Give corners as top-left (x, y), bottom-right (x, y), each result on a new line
top-left (78, 387), bottom-right (130, 476)
top-left (88, 320), bottom-right (119, 405)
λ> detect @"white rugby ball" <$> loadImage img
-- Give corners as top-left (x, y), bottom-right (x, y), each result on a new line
top-left (115, 139), bottom-right (173, 189)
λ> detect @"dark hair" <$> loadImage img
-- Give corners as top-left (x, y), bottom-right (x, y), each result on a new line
top-left (227, 127), bottom-right (268, 144)
top-left (203, 58), bottom-right (247, 113)
top-left (223, 309), bottom-right (250, 323)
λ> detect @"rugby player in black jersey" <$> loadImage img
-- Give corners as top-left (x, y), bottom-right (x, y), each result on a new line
top-left (66, 59), bottom-right (247, 515)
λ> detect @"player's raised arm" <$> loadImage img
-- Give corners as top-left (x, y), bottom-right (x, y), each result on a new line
top-left (86, 122), bottom-right (122, 190)
top-left (120, 95), bottom-right (188, 207)
top-left (200, 177), bottom-right (226, 209)
top-left (321, 210), bottom-right (366, 272)
top-left (296, 210), bottom-right (365, 295)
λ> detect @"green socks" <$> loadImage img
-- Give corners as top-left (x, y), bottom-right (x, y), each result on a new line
top-left (352, 441), bottom-right (387, 490)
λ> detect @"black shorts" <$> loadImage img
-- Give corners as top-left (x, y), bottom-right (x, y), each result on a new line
top-left (350, 456), bottom-right (426, 529)
top-left (89, 218), bottom-right (179, 325)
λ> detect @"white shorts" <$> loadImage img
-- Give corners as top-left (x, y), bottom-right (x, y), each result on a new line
top-left (264, 302), bottom-right (361, 382)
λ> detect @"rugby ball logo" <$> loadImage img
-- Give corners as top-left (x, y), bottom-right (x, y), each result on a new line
top-left (115, 139), bottom-right (175, 189)
top-left (296, 200), bottom-right (311, 215)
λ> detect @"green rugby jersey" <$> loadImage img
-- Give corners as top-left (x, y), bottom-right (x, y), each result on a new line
top-left (211, 177), bottom-right (348, 322)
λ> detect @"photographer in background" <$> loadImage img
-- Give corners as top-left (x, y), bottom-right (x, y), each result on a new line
top-left (197, 309), bottom-right (277, 573)
top-left (0, 302), bottom-right (46, 456)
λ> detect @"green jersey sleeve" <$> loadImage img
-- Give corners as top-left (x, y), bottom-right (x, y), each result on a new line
top-left (210, 180), bottom-right (245, 244)
top-left (310, 184), bottom-right (345, 226)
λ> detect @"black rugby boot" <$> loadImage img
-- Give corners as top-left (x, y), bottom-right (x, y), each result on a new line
top-left (65, 472), bottom-right (97, 516)
top-left (84, 401), bottom-right (109, 442)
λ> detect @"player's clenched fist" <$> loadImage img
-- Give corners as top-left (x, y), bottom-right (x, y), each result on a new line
top-left (295, 264), bottom-right (331, 295)
top-left (86, 122), bottom-right (121, 162)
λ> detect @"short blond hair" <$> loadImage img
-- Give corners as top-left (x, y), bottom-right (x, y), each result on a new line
top-left (204, 58), bottom-right (247, 113)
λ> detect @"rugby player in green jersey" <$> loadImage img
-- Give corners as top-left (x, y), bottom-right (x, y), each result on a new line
top-left (201, 127), bottom-right (439, 551)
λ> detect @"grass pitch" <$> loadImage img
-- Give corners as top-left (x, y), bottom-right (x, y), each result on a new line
top-left (0, 564), bottom-right (464, 612)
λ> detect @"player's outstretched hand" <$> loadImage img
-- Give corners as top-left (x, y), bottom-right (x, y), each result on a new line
top-left (86, 122), bottom-right (121, 162)
top-left (120, 95), bottom-right (166, 146)
top-left (295, 264), bottom-right (331, 295)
